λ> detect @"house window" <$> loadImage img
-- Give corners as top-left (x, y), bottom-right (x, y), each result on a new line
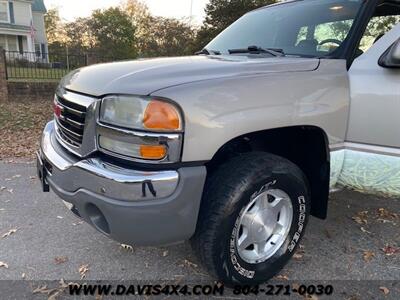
top-left (0, 35), bottom-right (18, 51)
top-left (0, 1), bottom-right (9, 23)
top-left (7, 36), bottom-right (17, 52)
top-left (35, 43), bottom-right (41, 57)
top-left (17, 36), bottom-right (23, 54)
top-left (0, 35), bottom-right (6, 49)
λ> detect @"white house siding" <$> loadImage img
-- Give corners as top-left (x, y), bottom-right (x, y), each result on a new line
top-left (13, 1), bottom-right (32, 26)
top-left (32, 12), bottom-right (45, 44)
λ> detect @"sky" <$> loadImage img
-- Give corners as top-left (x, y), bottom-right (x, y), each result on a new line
top-left (43, 0), bottom-right (209, 24)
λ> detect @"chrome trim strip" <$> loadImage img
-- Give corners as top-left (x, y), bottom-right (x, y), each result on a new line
top-left (344, 142), bottom-right (400, 157)
top-left (41, 121), bottom-right (179, 201)
top-left (60, 90), bottom-right (98, 108)
top-left (61, 117), bottom-right (84, 129)
top-left (329, 143), bottom-right (344, 152)
top-left (57, 100), bottom-right (87, 117)
top-left (330, 142), bottom-right (400, 157)
top-left (55, 122), bottom-right (80, 150)
top-left (55, 118), bottom-right (83, 138)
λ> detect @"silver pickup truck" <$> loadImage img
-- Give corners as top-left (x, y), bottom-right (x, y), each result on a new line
top-left (37, 0), bottom-right (400, 285)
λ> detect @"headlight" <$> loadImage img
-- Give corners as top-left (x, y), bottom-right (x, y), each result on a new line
top-left (98, 95), bottom-right (183, 163)
top-left (100, 95), bottom-right (182, 131)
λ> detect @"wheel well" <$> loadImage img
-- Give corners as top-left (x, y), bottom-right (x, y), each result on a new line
top-left (206, 126), bottom-right (330, 219)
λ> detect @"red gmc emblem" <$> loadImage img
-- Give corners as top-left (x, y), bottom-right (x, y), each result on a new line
top-left (53, 101), bottom-right (62, 118)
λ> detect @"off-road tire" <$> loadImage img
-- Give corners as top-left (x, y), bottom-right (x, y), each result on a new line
top-left (191, 152), bottom-right (311, 285)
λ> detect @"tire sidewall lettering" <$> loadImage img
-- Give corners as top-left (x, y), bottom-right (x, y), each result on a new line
top-left (288, 196), bottom-right (306, 253)
top-left (228, 178), bottom-right (307, 280)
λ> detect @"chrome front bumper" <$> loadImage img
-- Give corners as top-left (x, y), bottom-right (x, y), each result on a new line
top-left (38, 121), bottom-right (207, 245)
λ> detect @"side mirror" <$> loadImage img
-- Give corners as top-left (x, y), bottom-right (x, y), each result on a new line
top-left (379, 38), bottom-right (400, 68)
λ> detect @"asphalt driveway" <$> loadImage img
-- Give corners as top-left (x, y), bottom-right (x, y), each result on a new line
top-left (0, 161), bottom-right (399, 299)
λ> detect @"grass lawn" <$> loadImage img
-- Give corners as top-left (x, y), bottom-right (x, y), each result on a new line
top-left (0, 100), bottom-right (53, 159)
top-left (6, 67), bottom-right (69, 82)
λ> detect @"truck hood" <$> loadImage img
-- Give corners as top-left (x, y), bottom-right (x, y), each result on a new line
top-left (61, 55), bottom-right (320, 97)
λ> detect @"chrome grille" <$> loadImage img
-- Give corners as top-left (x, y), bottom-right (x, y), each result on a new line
top-left (55, 95), bottom-right (87, 147)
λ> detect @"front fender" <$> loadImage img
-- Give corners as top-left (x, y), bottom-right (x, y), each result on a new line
top-left (152, 60), bottom-right (349, 163)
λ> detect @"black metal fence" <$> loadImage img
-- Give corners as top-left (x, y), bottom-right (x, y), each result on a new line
top-left (4, 50), bottom-right (115, 81)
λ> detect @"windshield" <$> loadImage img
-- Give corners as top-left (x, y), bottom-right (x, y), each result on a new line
top-left (206, 0), bottom-right (363, 57)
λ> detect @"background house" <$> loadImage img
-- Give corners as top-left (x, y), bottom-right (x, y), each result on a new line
top-left (0, 0), bottom-right (48, 61)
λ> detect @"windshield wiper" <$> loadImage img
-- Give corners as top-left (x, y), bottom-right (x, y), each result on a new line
top-left (195, 48), bottom-right (221, 55)
top-left (228, 46), bottom-right (285, 57)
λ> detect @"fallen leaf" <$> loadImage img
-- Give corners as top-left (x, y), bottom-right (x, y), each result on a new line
top-left (162, 250), bottom-right (169, 257)
top-left (5, 175), bottom-right (21, 181)
top-left (72, 221), bottom-right (84, 226)
top-left (182, 259), bottom-right (198, 268)
top-left (293, 253), bottom-right (303, 260)
top-left (54, 256), bottom-right (68, 265)
top-left (29, 176), bottom-right (36, 180)
top-left (32, 285), bottom-right (60, 299)
top-left (352, 211), bottom-right (368, 225)
top-left (377, 208), bottom-right (398, 220)
top-left (275, 274), bottom-right (289, 280)
top-left (347, 296), bottom-right (361, 300)
top-left (292, 283), bottom-right (300, 291)
top-left (48, 290), bottom-right (63, 300)
top-left (360, 227), bottom-right (371, 234)
top-left (79, 264), bottom-right (89, 279)
top-left (59, 279), bottom-right (68, 289)
top-left (95, 294), bottom-right (103, 300)
top-left (363, 251), bottom-right (375, 262)
top-left (32, 285), bottom-right (49, 294)
top-left (293, 246), bottom-right (305, 260)
top-left (379, 286), bottom-right (389, 295)
top-left (2, 228), bottom-right (18, 239)
top-left (0, 261), bottom-right (8, 269)
top-left (120, 244), bottom-right (134, 252)
top-left (381, 245), bottom-right (400, 256)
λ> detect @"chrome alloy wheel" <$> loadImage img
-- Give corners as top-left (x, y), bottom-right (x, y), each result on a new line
top-left (235, 189), bottom-right (293, 264)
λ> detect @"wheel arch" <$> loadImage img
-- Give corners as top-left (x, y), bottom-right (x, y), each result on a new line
top-left (205, 125), bottom-right (331, 219)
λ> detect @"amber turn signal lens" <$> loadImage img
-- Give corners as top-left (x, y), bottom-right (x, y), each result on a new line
top-left (143, 100), bottom-right (180, 130)
top-left (140, 145), bottom-right (167, 160)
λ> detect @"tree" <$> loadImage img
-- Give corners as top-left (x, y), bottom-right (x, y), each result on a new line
top-left (121, 0), bottom-right (196, 57)
top-left (139, 17), bottom-right (197, 57)
top-left (195, 0), bottom-right (279, 50)
top-left (64, 18), bottom-right (94, 53)
top-left (44, 1), bottom-right (196, 60)
top-left (45, 8), bottom-right (69, 55)
top-left (87, 7), bottom-right (137, 59)
top-left (122, 0), bottom-right (151, 34)
top-left (44, 8), bottom-right (64, 45)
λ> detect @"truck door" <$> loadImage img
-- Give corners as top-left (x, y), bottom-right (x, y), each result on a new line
top-left (339, 4), bottom-right (400, 196)
top-left (347, 16), bottom-right (400, 148)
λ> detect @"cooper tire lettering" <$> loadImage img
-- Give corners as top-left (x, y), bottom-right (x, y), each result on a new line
top-left (191, 152), bottom-right (310, 285)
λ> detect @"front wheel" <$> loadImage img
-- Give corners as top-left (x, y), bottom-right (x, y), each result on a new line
top-left (191, 152), bottom-right (310, 285)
